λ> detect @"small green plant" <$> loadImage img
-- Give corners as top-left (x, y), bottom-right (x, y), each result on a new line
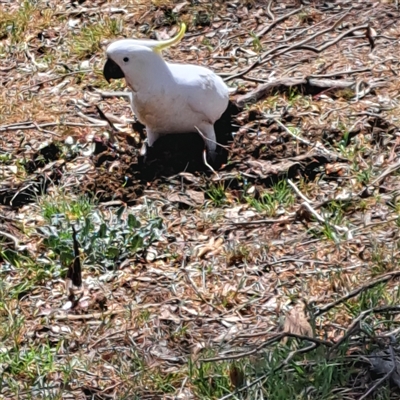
top-left (0, 1), bottom-right (36, 43)
top-left (308, 222), bottom-right (340, 242)
top-left (387, 193), bottom-right (400, 214)
top-left (323, 201), bottom-right (348, 224)
top-left (0, 250), bottom-right (59, 298)
top-left (193, 10), bottom-right (212, 27)
top-left (297, 9), bottom-right (318, 25)
top-left (136, 309), bottom-right (151, 325)
top-left (287, 87), bottom-right (300, 104)
top-left (0, 3), bottom-right (53, 44)
top-left (201, 37), bottom-right (214, 52)
top-left (189, 355), bottom-right (232, 398)
top-left (0, 343), bottom-right (57, 382)
top-left (286, 87), bottom-right (311, 108)
top-left (335, 88), bottom-right (355, 100)
top-left (190, 342), bottom-right (355, 400)
top-left (71, 17), bottom-right (123, 58)
top-left (261, 95), bottom-right (279, 112)
top-left (356, 167), bottom-right (372, 186)
top-left (41, 194), bottom-right (93, 223)
top-left (162, 9), bottom-right (179, 26)
top-left (226, 244), bottom-right (251, 266)
top-left (246, 180), bottom-right (295, 216)
top-left (39, 195), bottom-right (163, 272)
top-left (0, 153), bottom-right (12, 163)
top-left (152, 371), bottom-right (177, 393)
top-left (339, 124), bottom-right (351, 148)
top-left (249, 32), bottom-right (263, 52)
top-left (205, 182), bottom-right (227, 207)
top-left (343, 283), bottom-right (387, 317)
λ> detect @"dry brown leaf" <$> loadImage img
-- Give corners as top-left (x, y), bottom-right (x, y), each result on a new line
top-left (196, 237), bottom-right (224, 259)
top-left (172, 1), bottom-right (188, 13)
top-left (282, 303), bottom-right (313, 344)
top-left (167, 190), bottom-right (204, 208)
top-left (159, 306), bottom-right (181, 324)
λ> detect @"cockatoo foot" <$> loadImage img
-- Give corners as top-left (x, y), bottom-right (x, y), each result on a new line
top-left (139, 140), bottom-right (149, 162)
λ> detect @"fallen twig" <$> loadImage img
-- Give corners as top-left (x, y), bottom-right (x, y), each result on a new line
top-left (309, 68), bottom-right (371, 78)
top-left (20, 69), bottom-right (92, 93)
top-left (328, 306), bottom-right (400, 355)
top-left (226, 15), bottom-right (368, 82)
top-left (0, 229), bottom-right (26, 251)
top-left (287, 178), bottom-right (350, 240)
top-left (370, 158), bottom-right (400, 187)
top-left (273, 118), bottom-right (312, 146)
top-left (226, 217), bottom-right (293, 226)
top-left (274, 119), bottom-right (343, 163)
top-left (0, 121), bottom-right (105, 132)
top-left (287, 178), bottom-right (313, 203)
top-left (297, 24), bottom-right (369, 55)
top-left (255, 6), bottom-right (303, 39)
top-left (315, 272), bottom-right (400, 317)
top-left (200, 332), bottom-right (331, 363)
top-left (218, 342), bottom-right (318, 400)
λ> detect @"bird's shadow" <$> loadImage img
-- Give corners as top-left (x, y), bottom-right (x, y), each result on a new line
top-left (130, 101), bottom-right (241, 180)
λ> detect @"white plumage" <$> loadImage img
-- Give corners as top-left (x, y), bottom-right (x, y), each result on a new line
top-left (103, 24), bottom-right (229, 160)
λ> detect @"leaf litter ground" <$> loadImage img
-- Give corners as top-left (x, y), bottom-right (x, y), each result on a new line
top-left (2, 1), bottom-right (400, 399)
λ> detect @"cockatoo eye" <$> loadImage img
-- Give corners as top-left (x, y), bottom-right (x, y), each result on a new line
top-left (123, 57), bottom-right (129, 63)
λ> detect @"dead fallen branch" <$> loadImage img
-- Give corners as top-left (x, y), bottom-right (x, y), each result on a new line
top-left (0, 121), bottom-right (105, 132)
top-left (19, 69), bottom-right (92, 93)
top-left (236, 77), bottom-right (370, 107)
top-left (200, 332), bottom-right (331, 363)
top-left (329, 306), bottom-right (400, 355)
top-left (226, 18), bottom-right (370, 82)
top-left (315, 272), bottom-right (400, 317)
top-left (255, 6), bottom-right (303, 39)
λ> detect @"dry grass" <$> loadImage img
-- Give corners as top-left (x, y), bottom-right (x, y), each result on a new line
top-left (2, 1), bottom-right (400, 399)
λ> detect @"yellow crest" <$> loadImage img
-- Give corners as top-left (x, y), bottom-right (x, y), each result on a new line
top-left (153, 23), bottom-right (186, 54)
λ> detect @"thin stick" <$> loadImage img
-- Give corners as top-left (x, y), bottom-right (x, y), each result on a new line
top-left (0, 230), bottom-right (26, 251)
top-left (287, 179), bottom-right (313, 203)
top-left (370, 159), bottom-right (400, 186)
top-left (194, 126), bottom-right (222, 177)
top-left (218, 342), bottom-right (317, 400)
top-left (265, 0), bottom-right (274, 20)
top-left (202, 150), bottom-right (218, 177)
top-left (273, 118), bottom-right (311, 146)
top-left (94, 89), bottom-right (133, 100)
top-left (225, 18), bottom-right (366, 82)
top-left (273, 118), bottom-right (342, 161)
top-left (297, 24), bottom-right (369, 55)
top-left (256, 6), bottom-right (303, 39)
top-left (226, 217), bottom-right (294, 226)
top-left (20, 69), bottom-right (92, 93)
top-left (315, 272), bottom-right (400, 317)
top-left (309, 68), bottom-right (371, 79)
top-left (194, 126), bottom-right (230, 151)
top-left (328, 306), bottom-right (400, 354)
top-left (0, 121), bottom-right (105, 132)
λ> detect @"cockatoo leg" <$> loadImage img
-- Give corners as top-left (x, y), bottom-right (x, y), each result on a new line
top-left (140, 129), bottom-right (160, 163)
top-left (196, 124), bottom-right (218, 163)
top-left (146, 129), bottom-right (160, 148)
top-left (140, 139), bottom-right (148, 159)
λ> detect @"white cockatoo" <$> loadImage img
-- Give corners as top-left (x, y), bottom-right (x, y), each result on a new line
top-left (103, 24), bottom-right (229, 161)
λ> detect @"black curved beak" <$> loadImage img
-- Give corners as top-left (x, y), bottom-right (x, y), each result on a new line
top-left (103, 58), bottom-right (125, 83)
